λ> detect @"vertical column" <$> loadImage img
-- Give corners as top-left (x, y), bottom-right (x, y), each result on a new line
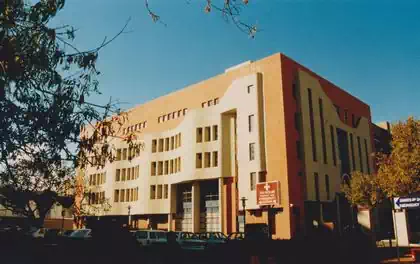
top-left (219, 178), bottom-right (224, 233)
top-left (192, 181), bottom-right (201, 233)
top-left (169, 184), bottom-right (177, 231)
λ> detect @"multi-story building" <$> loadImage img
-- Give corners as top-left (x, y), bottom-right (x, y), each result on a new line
top-left (82, 53), bottom-right (374, 239)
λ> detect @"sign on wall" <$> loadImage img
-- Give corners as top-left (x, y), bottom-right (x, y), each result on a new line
top-left (256, 181), bottom-right (280, 206)
top-left (393, 196), bottom-right (420, 210)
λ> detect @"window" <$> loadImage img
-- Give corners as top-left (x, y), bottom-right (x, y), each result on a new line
top-left (164, 185), bottom-right (169, 199)
top-left (114, 190), bottom-right (119, 202)
top-left (164, 160), bottom-right (169, 175)
top-left (357, 136), bottom-right (364, 173)
top-left (116, 169), bottom-right (121, 181)
top-left (122, 148), bottom-right (127, 160)
top-left (258, 171), bottom-right (266, 183)
top-left (351, 114), bottom-right (356, 128)
top-left (158, 139), bottom-right (164, 152)
top-left (174, 158), bottom-right (178, 172)
top-left (319, 99), bottom-right (327, 164)
top-left (330, 125), bottom-right (337, 166)
top-left (202, 102), bottom-right (207, 108)
top-left (344, 110), bottom-right (348, 123)
top-left (212, 151), bottom-right (218, 167)
top-left (172, 112), bottom-right (176, 119)
top-left (364, 139), bottom-right (371, 174)
top-left (250, 172), bottom-right (256, 190)
top-left (177, 110), bottom-right (182, 117)
top-left (170, 159), bottom-right (174, 174)
top-left (171, 136), bottom-right (174, 150)
top-left (164, 138), bottom-right (169, 151)
top-left (249, 143), bottom-right (255, 161)
top-left (163, 115), bottom-right (167, 122)
top-left (208, 100), bottom-right (213, 107)
top-left (325, 174), bottom-right (330, 200)
top-left (314, 173), bottom-right (320, 201)
top-left (294, 112), bottom-right (300, 131)
top-left (196, 128), bottom-right (203, 143)
top-left (123, 128), bottom-right (127, 134)
top-left (127, 167), bottom-right (131, 180)
top-left (334, 104), bottom-right (340, 116)
top-left (350, 133), bottom-right (356, 171)
top-left (158, 116), bottom-right (162, 123)
top-left (157, 185), bottom-right (163, 199)
top-left (158, 161), bottom-right (163, 175)
top-left (167, 113), bottom-right (171, 121)
top-left (152, 139), bottom-right (157, 153)
top-left (204, 152), bottom-right (211, 168)
top-left (136, 166), bottom-right (140, 178)
top-left (212, 125), bottom-right (218, 140)
top-left (204, 126), bottom-right (211, 142)
top-left (151, 162), bottom-right (157, 176)
top-left (308, 89), bottom-right (317, 162)
top-left (121, 169), bottom-right (126, 181)
top-left (214, 98), bottom-right (219, 105)
top-left (116, 149), bottom-right (122, 161)
top-left (248, 115), bottom-right (255, 132)
top-left (247, 84), bottom-right (254, 94)
top-left (178, 133), bottom-right (182, 147)
top-left (126, 189), bottom-right (130, 202)
top-left (296, 141), bottom-right (302, 160)
top-left (178, 157), bottom-right (181, 172)
top-left (196, 153), bottom-right (203, 168)
top-left (150, 186), bottom-right (156, 199)
top-left (135, 187), bottom-right (139, 201)
top-left (183, 108), bottom-right (188, 115)
top-left (120, 189), bottom-right (125, 202)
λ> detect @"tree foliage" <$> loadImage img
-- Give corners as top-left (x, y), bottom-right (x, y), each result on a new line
top-left (343, 117), bottom-right (420, 208)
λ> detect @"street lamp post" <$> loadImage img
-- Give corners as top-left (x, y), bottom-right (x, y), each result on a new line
top-left (127, 205), bottom-right (131, 227)
top-left (240, 197), bottom-right (247, 230)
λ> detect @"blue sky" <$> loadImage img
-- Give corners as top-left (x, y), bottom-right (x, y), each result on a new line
top-left (52, 0), bottom-right (420, 123)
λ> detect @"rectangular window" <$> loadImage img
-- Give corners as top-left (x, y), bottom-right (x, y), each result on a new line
top-left (177, 110), bottom-right (182, 117)
top-left (344, 110), bottom-right (349, 123)
top-left (351, 114), bottom-right (356, 128)
top-left (350, 133), bottom-right (356, 171)
top-left (163, 115), bottom-right (167, 122)
top-left (164, 160), bottom-right (169, 175)
top-left (158, 139), bottom-right (164, 152)
top-left (250, 172), bottom-right (256, 191)
top-left (165, 138), bottom-right (169, 151)
top-left (334, 104), bottom-right (340, 116)
top-left (319, 99), bottom-right (327, 164)
top-left (150, 186), bottom-right (156, 200)
top-left (164, 184), bottom-right (169, 199)
top-left (294, 112), bottom-right (300, 131)
top-left (212, 125), bottom-right (218, 141)
top-left (157, 185), bottom-right (163, 199)
top-left (136, 187), bottom-right (139, 201)
top-left (248, 115), bottom-right (255, 132)
top-left (151, 162), bottom-right (157, 176)
top-left (196, 128), bottom-right (203, 143)
top-left (202, 102), bottom-right (207, 108)
top-left (183, 108), bottom-right (188, 115)
top-left (167, 113), bottom-right (171, 121)
top-left (114, 190), bottom-right (119, 203)
top-left (208, 100), bottom-right (213, 107)
top-left (330, 125), bottom-right (337, 166)
top-left (171, 136), bottom-right (174, 150)
top-left (249, 143), bottom-right (255, 161)
top-left (152, 139), bottom-right (157, 153)
top-left (127, 167), bottom-right (131, 180)
top-left (137, 166), bottom-right (140, 178)
top-left (116, 149), bottom-right (122, 161)
top-left (174, 158), bottom-right (178, 172)
top-left (205, 126), bottom-right (211, 142)
top-left (158, 116), bottom-right (162, 123)
top-left (122, 148), bottom-right (127, 160)
top-left (296, 141), bottom-right (302, 160)
top-left (178, 157), bottom-right (181, 172)
top-left (212, 151), bottom-right (218, 167)
top-left (170, 159), bottom-right (174, 174)
top-left (126, 189), bottom-right (129, 202)
top-left (121, 168), bottom-right (126, 181)
top-left (325, 174), bottom-right (330, 200)
top-left (158, 161), bottom-right (163, 175)
top-left (204, 152), bottom-right (211, 168)
top-left (308, 89), bottom-right (317, 162)
top-left (92, 174), bottom-right (96, 186)
top-left (364, 139), bottom-right (371, 174)
top-left (120, 189), bottom-right (125, 202)
top-left (314, 173), bottom-right (320, 201)
top-left (247, 84), bottom-right (254, 94)
top-left (116, 169), bottom-right (121, 181)
top-left (196, 153), bottom-right (203, 168)
top-left (258, 171), bottom-right (266, 183)
top-left (214, 98), bottom-right (219, 105)
top-left (357, 136), bottom-right (364, 173)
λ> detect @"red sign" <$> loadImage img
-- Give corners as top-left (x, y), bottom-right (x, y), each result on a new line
top-left (256, 181), bottom-right (280, 206)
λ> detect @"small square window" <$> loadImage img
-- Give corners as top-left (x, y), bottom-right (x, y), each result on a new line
top-left (177, 110), bottom-right (182, 117)
top-left (167, 113), bottom-right (171, 120)
top-left (208, 100), bottom-right (213, 106)
top-left (202, 102), bottom-right (207, 108)
top-left (214, 98), bottom-right (219, 105)
top-left (247, 85), bottom-right (254, 94)
top-left (183, 108), bottom-right (188, 115)
top-left (163, 115), bottom-right (167, 122)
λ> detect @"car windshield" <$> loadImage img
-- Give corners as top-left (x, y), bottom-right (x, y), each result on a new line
top-left (70, 229), bottom-right (90, 237)
top-left (136, 231), bottom-right (148, 239)
top-left (182, 233), bottom-right (199, 240)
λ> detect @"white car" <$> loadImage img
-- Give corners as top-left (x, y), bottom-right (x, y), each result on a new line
top-left (133, 230), bottom-right (167, 246)
top-left (31, 228), bottom-right (48, 238)
top-left (69, 229), bottom-right (92, 239)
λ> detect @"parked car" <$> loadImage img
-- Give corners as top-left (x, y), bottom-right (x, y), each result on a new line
top-left (176, 232), bottom-right (207, 251)
top-left (227, 232), bottom-right (245, 242)
top-left (60, 230), bottom-right (74, 237)
top-left (133, 230), bottom-right (167, 246)
top-left (31, 228), bottom-right (48, 238)
top-left (199, 232), bottom-right (227, 248)
top-left (69, 229), bottom-right (92, 240)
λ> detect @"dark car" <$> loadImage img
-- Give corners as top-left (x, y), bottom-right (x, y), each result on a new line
top-left (227, 232), bottom-right (245, 242)
top-left (199, 232), bottom-right (227, 248)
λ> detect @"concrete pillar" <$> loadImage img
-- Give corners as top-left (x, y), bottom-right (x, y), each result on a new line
top-left (219, 178), bottom-right (224, 233)
top-left (394, 210), bottom-right (410, 246)
top-left (192, 181), bottom-right (201, 233)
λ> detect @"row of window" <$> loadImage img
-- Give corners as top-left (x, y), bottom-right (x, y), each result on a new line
top-left (88, 191), bottom-right (105, 205)
top-left (150, 184), bottom-right (169, 200)
top-left (151, 157), bottom-right (182, 176)
top-left (196, 126), bottom-right (218, 143)
top-left (250, 171), bottom-right (267, 191)
top-left (201, 98), bottom-right (220, 108)
top-left (114, 188), bottom-right (139, 203)
top-left (158, 109), bottom-right (188, 123)
top-left (116, 166), bottom-right (140, 182)
top-left (152, 133), bottom-right (182, 153)
top-left (196, 152), bottom-right (218, 169)
top-left (333, 104), bottom-right (361, 128)
top-left (89, 172), bottom-right (106, 186)
top-left (116, 147), bottom-right (140, 161)
top-left (123, 121), bottom-right (147, 134)
top-left (314, 173), bottom-right (330, 201)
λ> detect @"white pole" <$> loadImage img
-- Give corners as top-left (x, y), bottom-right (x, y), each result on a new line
top-left (392, 209), bottom-right (400, 264)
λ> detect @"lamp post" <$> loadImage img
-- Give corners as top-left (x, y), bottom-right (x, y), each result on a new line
top-left (61, 209), bottom-right (65, 230)
top-left (127, 205), bottom-right (131, 227)
top-left (240, 197), bottom-right (248, 229)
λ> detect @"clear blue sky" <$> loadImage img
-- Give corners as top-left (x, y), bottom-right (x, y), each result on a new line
top-left (52, 0), bottom-right (420, 123)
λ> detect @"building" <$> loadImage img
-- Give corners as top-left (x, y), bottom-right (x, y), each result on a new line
top-left (81, 53), bottom-right (374, 239)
